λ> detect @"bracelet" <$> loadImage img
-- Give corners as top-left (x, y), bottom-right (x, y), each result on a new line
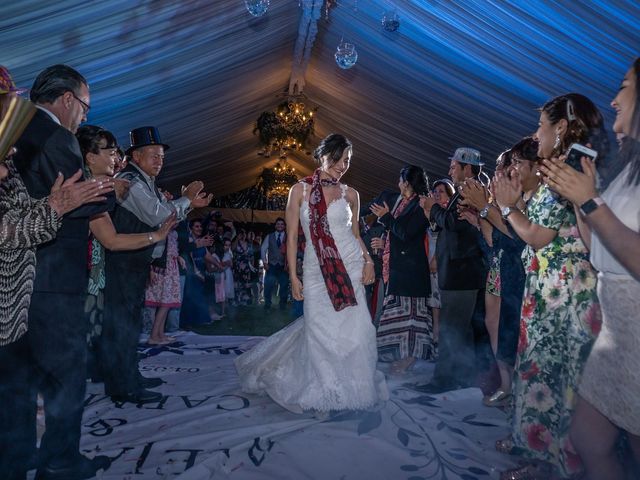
top-left (365, 260), bottom-right (374, 264)
top-left (148, 233), bottom-right (155, 244)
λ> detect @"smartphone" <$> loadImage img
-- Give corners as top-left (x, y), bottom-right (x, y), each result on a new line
top-left (565, 143), bottom-right (597, 173)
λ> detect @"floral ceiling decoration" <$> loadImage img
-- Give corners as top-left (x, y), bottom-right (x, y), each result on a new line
top-left (254, 97), bottom-right (316, 158)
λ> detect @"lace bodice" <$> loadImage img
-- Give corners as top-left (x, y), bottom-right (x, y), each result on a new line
top-left (300, 183), bottom-right (361, 270)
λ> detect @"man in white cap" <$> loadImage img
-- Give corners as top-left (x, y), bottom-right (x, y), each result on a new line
top-left (417, 147), bottom-right (488, 393)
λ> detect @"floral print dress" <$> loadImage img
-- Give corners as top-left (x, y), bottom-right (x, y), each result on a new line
top-left (510, 185), bottom-right (601, 478)
top-left (233, 241), bottom-right (254, 305)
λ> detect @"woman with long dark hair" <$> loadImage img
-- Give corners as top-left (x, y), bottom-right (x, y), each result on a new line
top-left (370, 165), bottom-right (436, 374)
top-left (493, 93), bottom-right (607, 479)
top-left (235, 133), bottom-right (387, 413)
top-left (542, 58), bottom-right (640, 480)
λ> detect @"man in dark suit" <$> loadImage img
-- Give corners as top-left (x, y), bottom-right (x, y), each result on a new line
top-left (12, 64), bottom-right (113, 480)
top-left (417, 148), bottom-right (488, 393)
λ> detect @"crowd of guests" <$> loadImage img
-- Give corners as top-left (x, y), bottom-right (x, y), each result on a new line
top-left (0, 64), bottom-right (212, 480)
top-left (168, 213), bottom-right (283, 330)
top-left (0, 55), bottom-right (638, 480)
top-left (358, 58), bottom-right (640, 480)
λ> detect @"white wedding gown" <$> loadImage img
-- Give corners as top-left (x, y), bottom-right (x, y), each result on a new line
top-left (235, 184), bottom-right (388, 413)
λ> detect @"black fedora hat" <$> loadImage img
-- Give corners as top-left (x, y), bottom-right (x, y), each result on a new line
top-left (126, 126), bottom-right (170, 156)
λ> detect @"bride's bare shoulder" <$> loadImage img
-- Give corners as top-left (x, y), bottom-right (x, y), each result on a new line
top-left (343, 185), bottom-right (359, 199)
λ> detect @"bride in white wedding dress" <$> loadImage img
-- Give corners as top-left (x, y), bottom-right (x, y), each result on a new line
top-left (235, 134), bottom-right (388, 413)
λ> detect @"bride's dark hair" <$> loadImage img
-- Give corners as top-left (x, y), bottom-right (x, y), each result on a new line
top-left (313, 133), bottom-right (352, 166)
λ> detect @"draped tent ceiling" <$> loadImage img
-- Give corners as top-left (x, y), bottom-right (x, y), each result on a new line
top-left (3, 0), bottom-right (639, 201)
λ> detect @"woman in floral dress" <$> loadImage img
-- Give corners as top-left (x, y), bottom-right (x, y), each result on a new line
top-left (494, 93), bottom-right (608, 479)
top-left (145, 229), bottom-right (183, 344)
top-left (232, 229), bottom-right (254, 305)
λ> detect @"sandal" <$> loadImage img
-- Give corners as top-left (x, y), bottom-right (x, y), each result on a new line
top-left (500, 463), bottom-right (551, 480)
top-left (483, 389), bottom-right (512, 407)
top-left (495, 436), bottom-right (514, 454)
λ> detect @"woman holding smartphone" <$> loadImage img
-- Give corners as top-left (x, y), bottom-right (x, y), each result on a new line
top-left (493, 93), bottom-right (608, 480)
top-left (542, 58), bottom-right (640, 480)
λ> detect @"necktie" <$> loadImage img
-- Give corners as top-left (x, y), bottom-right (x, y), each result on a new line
top-left (276, 233), bottom-right (282, 247)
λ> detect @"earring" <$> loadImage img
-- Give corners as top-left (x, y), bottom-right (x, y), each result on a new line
top-left (553, 134), bottom-right (561, 150)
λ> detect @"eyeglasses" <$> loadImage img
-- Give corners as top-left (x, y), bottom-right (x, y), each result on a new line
top-left (72, 93), bottom-right (91, 115)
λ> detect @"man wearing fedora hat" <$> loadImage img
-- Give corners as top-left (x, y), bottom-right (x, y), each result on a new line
top-left (417, 147), bottom-right (488, 394)
top-left (100, 126), bottom-right (212, 405)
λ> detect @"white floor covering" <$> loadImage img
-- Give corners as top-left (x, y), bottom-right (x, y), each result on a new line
top-left (47, 332), bottom-right (520, 479)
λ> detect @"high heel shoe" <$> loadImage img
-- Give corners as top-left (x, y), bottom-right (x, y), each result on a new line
top-left (495, 436), bottom-right (514, 454)
top-left (500, 462), bottom-right (551, 480)
top-left (483, 389), bottom-right (512, 407)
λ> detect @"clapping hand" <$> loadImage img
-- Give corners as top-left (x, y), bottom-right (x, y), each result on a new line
top-left (182, 181), bottom-right (203, 202)
top-left (458, 179), bottom-right (489, 210)
top-left (190, 191), bottom-right (213, 209)
top-left (48, 170), bottom-right (114, 216)
top-left (539, 156), bottom-right (597, 206)
top-left (493, 169), bottom-right (522, 209)
top-left (370, 201), bottom-right (390, 218)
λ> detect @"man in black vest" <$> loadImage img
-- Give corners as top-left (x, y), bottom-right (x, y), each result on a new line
top-left (417, 147), bottom-right (488, 393)
top-left (12, 64), bottom-right (114, 480)
top-left (260, 217), bottom-right (289, 311)
top-left (100, 126), bottom-right (212, 404)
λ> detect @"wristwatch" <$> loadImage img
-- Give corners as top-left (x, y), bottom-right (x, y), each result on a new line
top-left (579, 197), bottom-right (604, 216)
top-left (501, 206), bottom-right (515, 219)
top-left (479, 205), bottom-right (491, 219)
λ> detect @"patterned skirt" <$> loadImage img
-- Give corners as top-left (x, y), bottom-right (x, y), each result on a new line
top-left (486, 250), bottom-right (502, 296)
top-left (376, 295), bottom-right (437, 362)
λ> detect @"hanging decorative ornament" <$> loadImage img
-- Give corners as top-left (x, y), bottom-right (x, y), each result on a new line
top-left (334, 41), bottom-right (358, 69)
top-left (244, 0), bottom-right (269, 17)
top-left (381, 10), bottom-right (400, 32)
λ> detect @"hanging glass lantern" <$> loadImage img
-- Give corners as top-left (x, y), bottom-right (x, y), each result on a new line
top-left (334, 42), bottom-right (358, 69)
top-left (381, 10), bottom-right (400, 32)
top-left (245, 0), bottom-right (269, 17)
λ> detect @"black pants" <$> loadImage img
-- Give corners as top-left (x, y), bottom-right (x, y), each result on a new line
top-left (101, 265), bottom-right (148, 395)
top-left (27, 292), bottom-right (88, 467)
top-left (0, 334), bottom-right (31, 479)
top-left (431, 289), bottom-right (479, 387)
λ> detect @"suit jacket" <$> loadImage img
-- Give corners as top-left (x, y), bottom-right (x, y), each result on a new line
top-left (429, 192), bottom-right (487, 290)
top-left (378, 193), bottom-right (430, 298)
top-left (13, 109), bottom-right (113, 294)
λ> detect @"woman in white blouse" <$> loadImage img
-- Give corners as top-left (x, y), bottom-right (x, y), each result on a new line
top-left (542, 57), bottom-right (640, 480)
